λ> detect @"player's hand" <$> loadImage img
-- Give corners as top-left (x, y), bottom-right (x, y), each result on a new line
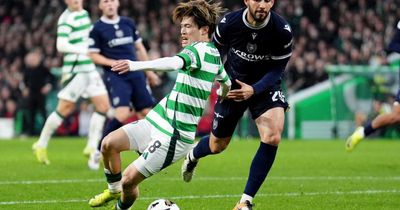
top-left (146, 71), bottom-right (161, 87)
top-left (216, 83), bottom-right (231, 102)
top-left (111, 60), bottom-right (132, 74)
top-left (227, 79), bottom-right (254, 102)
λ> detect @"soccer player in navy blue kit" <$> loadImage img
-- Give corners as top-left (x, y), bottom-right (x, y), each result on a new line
top-left (88, 0), bottom-right (160, 170)
top-left (346, 19), bottom-right (400, 151)
top-left (181, 0), bottom-right (293, 209)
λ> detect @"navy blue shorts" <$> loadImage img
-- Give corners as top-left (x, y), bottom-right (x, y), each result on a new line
top-left (104, 71), bottom-right (155, 111)
top-left (396, 89), bottom-right (400, 102)
top-left (211, 86), bottom-right (289, 138)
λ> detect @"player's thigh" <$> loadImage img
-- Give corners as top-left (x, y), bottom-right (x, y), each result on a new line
top-left (211, 99), bottom-right (247, 138)
top-left (121, 119), bottom-right (153, 153)
top-left (56, 99), bottom-right (76, 116)
top-left (133, 131), bottom-right (192, 178)
top-left (102, 128), bottom-right (131, 152)
top-left (90, 94), bottom-right (110, 113)
top-left (255, 107), bottom-right (285, 145)
top-left (249, 88), bottom-right (288, 144)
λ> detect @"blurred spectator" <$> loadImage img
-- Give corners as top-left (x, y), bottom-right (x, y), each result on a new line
top-left (22, 49), bottom-right (55, 135)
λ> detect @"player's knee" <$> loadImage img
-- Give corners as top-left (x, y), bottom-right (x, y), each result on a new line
top-left (209, 140), bottom-right (228, 154)
top-left (121, 174), bottom-right (135, 191)
top-left (262, 132), bottom-right (281, 146)
top-left (101, 134), bottom-right (115, 153)
top-left (114, 108), bottom-right (130, 122)
top-left (95, 104), bottom-right (109, 114)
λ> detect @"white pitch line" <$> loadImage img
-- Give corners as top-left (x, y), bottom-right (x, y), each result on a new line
top-left (1, 176), bottom-right (400, 185)
top-left (0, 189), bottom-right (399, 205)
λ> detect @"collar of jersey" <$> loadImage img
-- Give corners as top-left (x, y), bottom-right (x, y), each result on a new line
top-left (100, 16), bottom-right (120, 24)
top-left (242, 8), bottom-right (270, 30)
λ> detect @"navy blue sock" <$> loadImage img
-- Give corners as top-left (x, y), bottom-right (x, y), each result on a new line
top-left (98, 118), bottom-right (123, 150)
top-left (117, 198), bottom-right (133, 210)
top-left (244, 142), bottom-right (277, 197)
top-left (363, 122), bottom-right (376, 137)
top-left (192, 135), bottom-right (213, 159)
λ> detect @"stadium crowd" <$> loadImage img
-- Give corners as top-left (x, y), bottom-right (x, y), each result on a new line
top-left (0, 0), bottom-right (399, 134)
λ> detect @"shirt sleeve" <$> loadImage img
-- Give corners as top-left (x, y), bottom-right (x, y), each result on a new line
top-left (271, 23), bottom-right (293, 61)
top-left (88, 25), bottom-right (101, 53)
top-left (128, 18), bottom-right (142, 43)
top-left (388, 20), bottom-right (400, 54)
top-left (212, 14), bottom-right (230, 47)
top-left (176, 45), bottom-right (201, 71)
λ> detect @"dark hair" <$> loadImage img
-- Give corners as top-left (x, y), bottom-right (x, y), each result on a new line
top-left (172, 0), bottom-right (226, 38)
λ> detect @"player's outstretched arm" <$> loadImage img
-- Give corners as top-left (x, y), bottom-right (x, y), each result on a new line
top-left (111, 56), bottom-right (184, 74)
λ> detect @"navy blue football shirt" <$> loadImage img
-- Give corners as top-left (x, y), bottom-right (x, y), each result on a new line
top-left (213, 8), bottom-right (293, 94)
top-left (89, 16), bottom-right (141, 68)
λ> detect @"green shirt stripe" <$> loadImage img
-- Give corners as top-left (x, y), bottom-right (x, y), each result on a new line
top-left (174, 82), bottom-right (210, 100)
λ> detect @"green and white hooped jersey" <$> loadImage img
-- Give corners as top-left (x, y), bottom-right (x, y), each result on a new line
top-left (57, 9), bottom-right (95, 74)
top-left (145, 42), bottom-right (230, 144)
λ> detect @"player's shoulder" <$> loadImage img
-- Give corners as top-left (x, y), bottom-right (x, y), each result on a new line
top-left (120, 16), bottom-right (135, 25)
top-left (270, 11), bottom-right (292, 38)
top-left (92, 18), bottom-right (103, 28)
top-left (58, 9), bottom-right (88, 24)
top-left (219, 8), bottom-right (244, 26)
top-left (190, 42), bottom-right (220, 56)
top-left (57, 9), bottom-right (71, 24)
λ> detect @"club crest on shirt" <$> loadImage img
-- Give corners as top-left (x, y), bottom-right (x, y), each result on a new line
top-left (246, 42), bottom-right (257, 53)
top-left (115, 30), bottom-right (124, 38)
top-left (212, 118), bottom-right (218, 130)
top-left (251, 32), bottom-right (257, 40)
top-left (113, 97), bottom-right (120, 106)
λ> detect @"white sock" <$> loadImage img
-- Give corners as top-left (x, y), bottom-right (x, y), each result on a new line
top-left (240, 194), bottom-right (253, 204)
top-left (87, 112), bottom-right (106, 149)
top-left (37, 112), bottom-right (63, 148)
top-left (104, 168), bottom-right (122, 193)
top-left (188, 150), bottom-right (197, 162)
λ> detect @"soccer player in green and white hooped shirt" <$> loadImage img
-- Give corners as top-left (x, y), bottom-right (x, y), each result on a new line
top-left (88, 1), bottom-right (231, 209)
top-left (32, 0), bottom-right (110, 167)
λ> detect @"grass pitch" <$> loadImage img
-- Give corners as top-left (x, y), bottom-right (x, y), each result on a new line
top-left (0, 137), bottom-right (399, 210)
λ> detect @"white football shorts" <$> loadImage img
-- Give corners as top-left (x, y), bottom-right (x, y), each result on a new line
top-left (121, 119), bottom-right (193, 177)
top-left (57, 71), bottom-right (107, 102)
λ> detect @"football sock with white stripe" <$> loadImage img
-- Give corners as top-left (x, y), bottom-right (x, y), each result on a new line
top-left (87, 111), bottom-right (106, 149)
top-left (36, 111), bottom-right (64, 148)
top-left (104, 168), bottom-right (122, 193)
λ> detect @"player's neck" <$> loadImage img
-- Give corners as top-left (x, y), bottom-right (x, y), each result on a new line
top-left (68, 7), bottom-right (83, 12)
top-left (243, 8), bottom-right (270, 29)
top-left (101, 15), bottom-right (120, 24)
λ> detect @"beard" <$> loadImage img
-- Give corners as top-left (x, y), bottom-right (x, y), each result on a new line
top-left (250, 10), bottom-right (268, 23)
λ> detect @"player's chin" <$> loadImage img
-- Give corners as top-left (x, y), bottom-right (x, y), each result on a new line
top-left (181, 41), bottom-right (189, 47)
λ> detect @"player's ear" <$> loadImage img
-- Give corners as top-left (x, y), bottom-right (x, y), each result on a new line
top-left (201, 26), bottom-right (209, 36)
